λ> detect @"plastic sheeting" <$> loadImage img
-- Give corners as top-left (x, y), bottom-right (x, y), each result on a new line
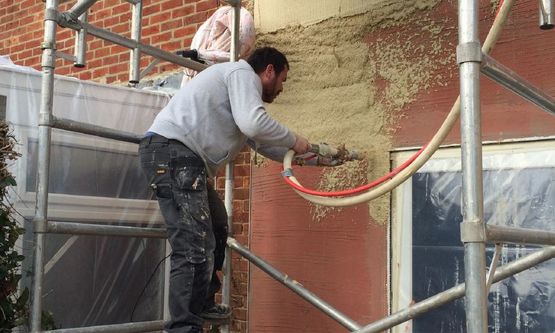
top-left (181, 5), bottom-right (255, 86)
top-left (393, 144), bottom-right (555, 333)
top-left (0, 63), bottom-right (171, 329)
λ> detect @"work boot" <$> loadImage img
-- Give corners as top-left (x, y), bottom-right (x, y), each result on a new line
top-left (200, 304), bottom-right (231, 320)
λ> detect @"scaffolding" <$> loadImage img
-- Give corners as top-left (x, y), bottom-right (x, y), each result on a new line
top-left (28, 0), bottom-right (555, 332)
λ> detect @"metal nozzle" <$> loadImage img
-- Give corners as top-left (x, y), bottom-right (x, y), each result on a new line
top-left (310, 143), bottom-right (365, 161)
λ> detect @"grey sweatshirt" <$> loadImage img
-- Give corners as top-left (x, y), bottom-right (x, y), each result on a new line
top-left (148, 59), bottom-right (296, 177)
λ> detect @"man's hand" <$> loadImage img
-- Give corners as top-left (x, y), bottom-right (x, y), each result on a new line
top-left (292, 134), bottom-right (311, 154)
top-left (316, 156), bottom-right (344, 167)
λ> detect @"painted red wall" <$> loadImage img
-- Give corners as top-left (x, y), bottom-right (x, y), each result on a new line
top-left (249, 1), bottom-right (554, 332)
top-left (393, 0), bottom-right (555, 147)
top-left (250, 163), bottom-right (386, 332)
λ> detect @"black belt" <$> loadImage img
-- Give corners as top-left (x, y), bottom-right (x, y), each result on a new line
top-left (141, 133), bottom-right (181, 145)
top-left (142, 134), bottom-right (204, 167)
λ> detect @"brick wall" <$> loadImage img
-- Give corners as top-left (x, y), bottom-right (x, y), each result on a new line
top-left (215, 149), bottom-right (251, 333)
top-left (0, 1), bottom-right (250, 332)
top-left (0, 0), bottom-right (219, 84)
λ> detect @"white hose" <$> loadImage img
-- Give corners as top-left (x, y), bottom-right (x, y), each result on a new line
top-left (283, 0), bottom-right (515, 207)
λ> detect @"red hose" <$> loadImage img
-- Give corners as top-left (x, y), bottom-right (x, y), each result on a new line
top-left (284, 144), bottom-right (427, 197)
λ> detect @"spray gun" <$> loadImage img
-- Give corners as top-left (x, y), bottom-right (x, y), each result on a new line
top-left (295, 143), bottom-right (365, 166)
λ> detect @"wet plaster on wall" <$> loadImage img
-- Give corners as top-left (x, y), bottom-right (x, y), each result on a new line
top-left (256, 0), bottom-right (456, 224)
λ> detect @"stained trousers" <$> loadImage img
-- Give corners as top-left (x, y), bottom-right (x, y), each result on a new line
top-left (139, 134), bottom-right (228, 333)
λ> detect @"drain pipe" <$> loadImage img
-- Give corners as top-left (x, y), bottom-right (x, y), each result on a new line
top-left (222, 1), bottom-right (241, 332)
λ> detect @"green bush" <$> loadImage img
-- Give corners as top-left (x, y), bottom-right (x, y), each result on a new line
top-left (0, 120), bottom-right (27, 331)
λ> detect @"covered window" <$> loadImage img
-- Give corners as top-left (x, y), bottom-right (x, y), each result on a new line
top-left (391, 140), bottom-right (555, 333)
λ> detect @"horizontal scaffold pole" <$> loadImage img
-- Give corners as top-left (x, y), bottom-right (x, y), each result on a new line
top-left (43, 319), bottom-right (165, 333)
top-left (486, 225), bottom-right (555, 246)
top-left (481, 53), bottom-right (555, 116)
top-left (353, 246), bottom-right (555, 333)
top-left (54, 12), bottom-right (208, 73)
top-left (52, 116), bottom-right (142, 143)
top-left (47, 221), bottom-right (166, 238)
top-left (227, 237), bottom-right (362, 331)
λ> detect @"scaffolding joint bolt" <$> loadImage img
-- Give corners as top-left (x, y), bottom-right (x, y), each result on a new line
top-left (33, 217), bottom-right (48, 233)
top-left (39, 113), bottom-right (54, 127)
top-left (460, 220), bottom-right (486, 243)
top-left (44, 8), bottom-right (59, 22)
top-left (456, 42), bottom-right (482, 65)
top-left (40, 41), bottom-right (56, 50)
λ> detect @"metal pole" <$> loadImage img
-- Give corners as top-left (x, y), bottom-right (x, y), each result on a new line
top-left (457, 0), bottom-right (487, 332)
top-left (221, 4), bottom-right (241, 333)
top-left (540, 0), bottom-right (554, 29)
top-left (227, 238), bottom-right (362, 331)
top-left (129, 0), bottom-right (142, 84)
top-left (353, 246), bottom-right (555, 333)
top-left (486, 225), bottom-right (555, 245)
top-left (31, 0), bottom-right (58, 331)
top-left (65, 0), bottom-right (98, 22)
top-left (52, 116), bottom-right (142, 143)
top-left (485, 244), bottom-right (502, 292)
top-left (43, 320), bottom-right (165, 333)
top-left (481, 54), bottom-right (555, 115)
top-left (73, 0), bottom-right (87, 68)
top-left (57, 19), bottom-right (207, 72)
top-left (47, 221), bottom-right (166, 238)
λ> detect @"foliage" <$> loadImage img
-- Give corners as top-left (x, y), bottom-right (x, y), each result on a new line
top-left (0, 120), bottom-right (27, 331)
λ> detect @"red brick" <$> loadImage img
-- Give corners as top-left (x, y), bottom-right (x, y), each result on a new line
top-left (142, 24), bottom-right (161, 37)
top-left (111, 3), bottom-right (128, 15)
top-left (92, 8), bottom-right (111, 22)
top-left (184, 11), bottom-right (208, 25)
top-left (143, 3), bottom-right (161, 17)
top-left (102, 54), bottom-right (118, 66)
top-left (92, 66), bottom-right (108, 77)
top-left (151, 32), bottom-right (171, 44)
top-left (111, 22), bottom-right (129, 34)
top-left (117, 73), bottom-right (129, 82)
top-left (171, 5), bottom-right (194, 19)
top-left (88, 59), bottom-right (102, 68)
top-left (118, 52), bottom-right (130, 62)
top-left (94, 47), bottom-right (111, 58)
top-left (195, 0), bottom-right (217, 13)
top-left (173, 25), bottom-right (196, 38)
top-left (160, 40), bottom-right (181, 51)
top-left (105, 75), bottom-right (118, 84)
top-left (90, 40), bottom-right (103, 49)
top-left (103, 0), bottom-right (120, 8)
top-left (118, 12), bottom-right (132, 24)
top-left (102, 16), bottom-right (119, 27)
top-left (161, 0), bottom-right (183, 12)
top-left (149, 11), bottom-right (171, 24)
top-left (160, 18), bottom-right (182, 31)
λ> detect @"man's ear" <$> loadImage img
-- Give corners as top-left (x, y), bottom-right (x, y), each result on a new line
top-left (264, 64), bottom-right (275, 77)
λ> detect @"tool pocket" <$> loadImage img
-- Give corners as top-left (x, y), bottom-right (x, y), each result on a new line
top-left (139, 144), bottom-right (172, 199)
top-left (172, 162), bottom-right (212, 264)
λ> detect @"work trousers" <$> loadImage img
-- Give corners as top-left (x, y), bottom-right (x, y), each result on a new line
top-left (139, 134), bottom-right (228, 333)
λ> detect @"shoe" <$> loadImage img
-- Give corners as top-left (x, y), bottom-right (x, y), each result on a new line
top-left (200, 304), bottom-right (231, 320)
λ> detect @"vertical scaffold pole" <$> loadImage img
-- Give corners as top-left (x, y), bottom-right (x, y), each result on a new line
top-left (129, 0), bottom-right (142, 84)
top-left (31, 0), bottom-right (58, 331)
top-left (457, 1), bottom-right (487, 332)
top-left (222, 3), bottom-right (241, 332)
top-left (73, 0), bottom-right (87, 68)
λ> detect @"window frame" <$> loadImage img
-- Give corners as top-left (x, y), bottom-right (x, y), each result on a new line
top-left (390, 139), bottom-right (555, 333)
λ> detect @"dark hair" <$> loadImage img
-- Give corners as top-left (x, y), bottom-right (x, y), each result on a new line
top-left (247, 47), bottom-right (289, 74)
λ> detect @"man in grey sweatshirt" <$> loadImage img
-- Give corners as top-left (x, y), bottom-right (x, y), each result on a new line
top-left (139, 47), bottom-right (311, 332)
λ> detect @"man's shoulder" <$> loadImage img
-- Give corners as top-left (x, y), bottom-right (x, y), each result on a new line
top-left (216, 59), bottom-right (253, 75)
